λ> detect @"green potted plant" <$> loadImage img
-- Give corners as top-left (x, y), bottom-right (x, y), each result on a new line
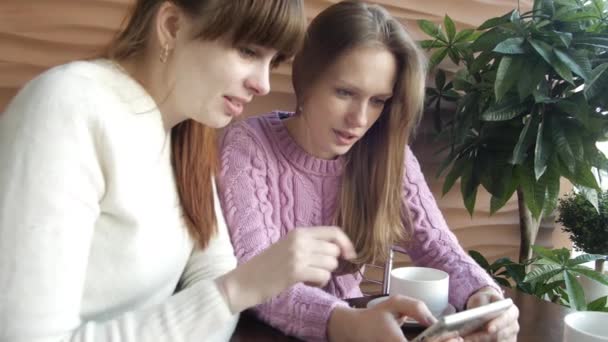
top-left (470, 246), bottom-right (608, 311)
top-left (558, 190), bottom-right (608, 301)
top-left (420, 0), bottom-right (608, 262)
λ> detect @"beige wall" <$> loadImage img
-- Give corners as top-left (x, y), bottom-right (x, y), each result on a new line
top-left (0, 0), bottom-right (571, 272)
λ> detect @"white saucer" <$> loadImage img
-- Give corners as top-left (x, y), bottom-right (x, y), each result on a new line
top-left (366, 296), bottom-right (456, 327)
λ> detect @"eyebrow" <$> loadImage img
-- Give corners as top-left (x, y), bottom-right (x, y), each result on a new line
top-left (335, 79), bottom-right (393, 98)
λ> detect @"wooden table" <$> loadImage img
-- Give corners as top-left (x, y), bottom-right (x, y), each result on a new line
top-left (231, 287), bottom-right (571, 341)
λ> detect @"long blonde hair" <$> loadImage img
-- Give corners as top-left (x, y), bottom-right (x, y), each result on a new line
top-left (292, 0), bottom-right (427, 268)
top-left (107, 0), bottom-right (306, 249)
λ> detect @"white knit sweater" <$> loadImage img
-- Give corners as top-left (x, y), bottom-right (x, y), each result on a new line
top-left (0, 60), bottom-right (239, 342)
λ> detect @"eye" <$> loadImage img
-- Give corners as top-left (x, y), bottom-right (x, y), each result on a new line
top-left (335, 88), bottom-right (354, 97)
top-left (270, 54), bottom-right (286, 69)
top-left (238, 46), bottom-right (258, 59)
top-left (371, 97), bottom-right (389, 107)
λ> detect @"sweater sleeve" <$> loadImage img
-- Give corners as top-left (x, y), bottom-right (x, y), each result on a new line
top-left (399, 146), bottom-right (501, 310)
top-left (0, 69), bottom-right (236, 342)
top-left (218, 123), bottom-right (347, 342)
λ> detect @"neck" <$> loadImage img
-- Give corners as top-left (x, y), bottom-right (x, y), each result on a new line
top-left (117, 56), bottom-right (186, 132)
top-left (284, 113), bottom-right (336, 160)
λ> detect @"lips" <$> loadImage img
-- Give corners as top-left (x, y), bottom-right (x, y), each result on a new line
top-left (223, 96), bottom-right (248, 117)
top-left (333, 129), bottom-right (359, 146)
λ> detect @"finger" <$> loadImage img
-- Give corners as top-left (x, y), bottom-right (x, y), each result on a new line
top-left (307, 254), bottom-right (340, 272)
top-left (380, 295), bottom-right (437, 326)
top-left (309, 226), bottom-right (357, 259)
top-left (427, 331), bottom-right (461, 342)
top-left (485, 305), bottom-right (518, 334)
top-left (299, 267), bottom-right (332, 288)
top-left (462, 332), bottom-right (491, 342)
top-left (466, 293), bottom-right (491, 309)
top-left (310, 240), bottom-right (341, 258)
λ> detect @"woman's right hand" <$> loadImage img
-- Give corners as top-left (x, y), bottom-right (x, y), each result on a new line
top-left (217, 226), bottom-right (356, 313)
top-left (327, 295), bottom-right (463, 342)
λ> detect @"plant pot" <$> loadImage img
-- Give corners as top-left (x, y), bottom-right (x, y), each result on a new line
top-left (580, 272), bottom-right (608, 303)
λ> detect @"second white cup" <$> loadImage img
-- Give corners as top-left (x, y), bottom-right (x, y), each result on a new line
top-left (389, 266), bottom-right (449, 317)
top-left (564, 311), bottom-right (608, 342)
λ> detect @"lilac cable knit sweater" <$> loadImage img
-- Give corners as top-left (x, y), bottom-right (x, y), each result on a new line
top-left (218, 112), bottom-right (499, 341)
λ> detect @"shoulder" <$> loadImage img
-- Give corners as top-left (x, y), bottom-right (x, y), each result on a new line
top-left (220, 112), bottom-right (280, 153)
top-left (3, 60), bottom-right (119, 125)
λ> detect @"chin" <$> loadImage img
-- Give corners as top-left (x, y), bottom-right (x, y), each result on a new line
top-left (194, 112), bottom-right (233, 129)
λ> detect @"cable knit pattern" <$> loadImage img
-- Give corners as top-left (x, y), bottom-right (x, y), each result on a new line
top-left (218, 112), bottom-right (499, 342)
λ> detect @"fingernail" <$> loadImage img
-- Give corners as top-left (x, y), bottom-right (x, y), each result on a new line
top-left (488, 325), bottom-right (496, 333)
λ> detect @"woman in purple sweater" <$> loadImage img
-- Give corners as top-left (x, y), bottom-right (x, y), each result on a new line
top-left (218, 1), bottom-right (519, 341)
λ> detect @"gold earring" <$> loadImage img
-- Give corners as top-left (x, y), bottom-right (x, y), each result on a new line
top-left (160, 43), bottom-right (170, 63)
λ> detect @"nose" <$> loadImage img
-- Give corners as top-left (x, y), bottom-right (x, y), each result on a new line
top-left (346, 101), bottom-right (369, 128)
top-left (245, 63), bottom-right (271, 96)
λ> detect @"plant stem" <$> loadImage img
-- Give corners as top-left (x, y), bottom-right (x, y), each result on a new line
top-left (517, 187), bottom-right (542, 263)
top-left (596, 258), bottom-right (606, 273)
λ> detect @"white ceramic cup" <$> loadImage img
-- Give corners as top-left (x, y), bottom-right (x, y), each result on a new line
top-left (564, 311), bottom-right (608, 342)
top-left (389, 266), bottom-right (449, 317)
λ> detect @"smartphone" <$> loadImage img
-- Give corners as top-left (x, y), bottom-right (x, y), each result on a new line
top-left (411, 298), bottom-right (514, 342)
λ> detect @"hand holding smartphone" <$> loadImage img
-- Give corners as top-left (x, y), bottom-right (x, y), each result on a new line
top-left (411, 298), bottom-right (514, 342)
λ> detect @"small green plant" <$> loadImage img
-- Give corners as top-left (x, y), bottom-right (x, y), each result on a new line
top-left (557, 190), bottom-right (608, 272)
top-left (469, 246), bottom-right (608, 311)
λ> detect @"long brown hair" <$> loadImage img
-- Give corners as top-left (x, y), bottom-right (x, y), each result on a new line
top-left (107, 0), bottom-right (306, 249)
top-left (292, 0), bottom-right (427, 267)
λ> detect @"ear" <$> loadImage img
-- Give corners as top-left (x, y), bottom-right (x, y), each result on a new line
top-left (154, 1), bottom-right (182, 49)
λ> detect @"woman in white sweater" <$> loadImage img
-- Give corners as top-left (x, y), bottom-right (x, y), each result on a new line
top-left (0, 1), bottom-right (356, 341)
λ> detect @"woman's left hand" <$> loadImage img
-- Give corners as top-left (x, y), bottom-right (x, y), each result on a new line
top-left (463, 286), bottom-right (519, 342)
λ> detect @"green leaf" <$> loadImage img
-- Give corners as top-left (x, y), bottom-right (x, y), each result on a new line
top-left (524, 264), bottom-right (563, 283)
top-left (435, 69), bottom-right (446, 90)
top-left (444, 15), bottom-right (456, 42)
top-left (532, 245), bottom-right (563, 264)
top-left (593, 0), bottom-right (605, 13)
top-left (495, 57), bottom-right (524, 101)
top-left (481, 101), bottom-right (528, 121)
top-left (461, 162), bottom-right (480, 216)
top-left (454, 29), bottom-right (475, 43)
top-left (478, 11), bottom-right (514, 30)
top-left (578, 186), bottom-right (600, 213)
top-left (529, 39), bottom-right (554, 65)
top-left (469, 250), bottom-right (491, 270)
top-left (511, 114), bottom-right (538, 165)
top-left (558, 11), bottom-right (599, 22)
top-left (420, 39), bottom-right (446, 49)
top-left (569, 254), bottom-right (608, 266)
top-left (536, 0), bottom-right (556, 17)
top-left (429, 47), bottom-right (449, 70)
top-left (529, 39), bottom-right (574, 84)
top-left (564, 270), bottom-right (586, 310)
top-left (553, 120), bottom-right (577, 174)
top-left (517, 165), bottom-right (542, 218)
top-left (494, 37), bottom-right (526, 54)
top-left (470, 28), bottom-right (513, 52)
top-left (469, 51), bottom-right (496, 74)
top-left (442, 157), bottom-right (467, 195)
top-left (587, 296), bottom-right (608, 312)
top-left (554, 49), bottom-right (591, 81)
top-left (494, 277), bottom-right (512, 287)
top-left (541, 156), bottom-right (560, 215)
top-left (534, 118), bottom-right (553, 180)
top-left (584, 63), bottom-right (608, 101)
top-left (448, 49), bottom-right (461, 65)
top-left (574, 162), bottom-right (601, 189)
top-left (574, 37), bottom-right (608, 49)
top-left (418, 20), bottom-right (447, 42)
top-left (572, 266), bottom-right (608, 287)
top-left (518, 59), bottom-right (548, 101)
